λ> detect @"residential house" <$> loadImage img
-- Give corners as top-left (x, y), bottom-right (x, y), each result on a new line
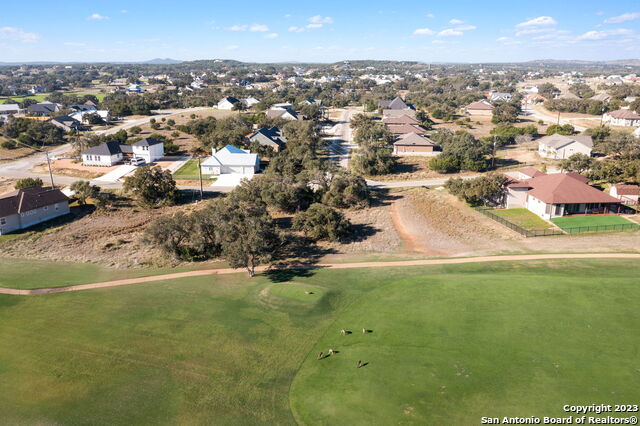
top-left (590, 93), bottom-right (611, 102)
top-left (609, 184), bottom-right (640, 205)
top-left (382, 114), bottom-right (421, 125)
top-left (537, 134), bottom-right (593, 159)
top-left (265, 106), bottom-right (301, 121)
top-left (514, 167), bottom-right (545, 181)
top-left (488, 91), bottom-right (512, 102)
top-left (523, 93), bottom-right (546, 105)
top-left (29, 85), bottom-right (46, 95)
top-left (69, 109), bottom-right (111, 123)
top-left (200, 145), bottom-right (260, 176)
top-left (217, 97), bottom-right (240, 110)
top-left (602, 109), bottom-right (640, 127)
top-left (81, 138), bottom-right (164, 166)
top-left (378, 96), bottom-right (412, 110)
top-left (386, 124), bottom-right (427, 136)
top-left (392, 133), bottom-right (438, 155)
top-left (505, 172), bottom-right (623, 219)
top-left (299, 98), bottom-right (322, 106)
top-left (241, 97), bottom-right (260, 108)
top-left (383, 109), bottom-right (417, 119)
top-left (248, 127), bottom-right (287, 152)
top-left (556, 93), bottom-right (581, 100)
top-left (464, 100), bottom-right (494, 116)
top-left (0, 186), bottom-right (70, 234)
top-left (127, 84), bottom-right (144, 93)
top-left (0, 104), bottom-right (21, 115)
top-left (27, 102), bottom-right (60, 116)
top-left (49, 115), bottom-right (86, 132)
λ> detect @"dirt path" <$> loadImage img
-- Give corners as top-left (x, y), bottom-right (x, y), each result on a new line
top-left (2, 253), bottom-right (638, 296)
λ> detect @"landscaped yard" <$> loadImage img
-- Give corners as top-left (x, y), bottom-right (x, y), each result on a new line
top-left (491, 208), bottom-right (553, 230)
top-left (172, 158), bottom-right (212, 180)
top-left (1, 259), bottom-right (639, 424)
top-left (552, 215), bottom-right (638, 232)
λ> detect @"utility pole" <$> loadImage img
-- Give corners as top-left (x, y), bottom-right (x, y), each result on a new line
top-left (557, 110), bottom-right (561, 125)
top-left (197, 156), bottom-right (203, 201)
top-left (492, 135), bottom-right (497, 169)
top-left (45, 151), bottom-right (55, 188)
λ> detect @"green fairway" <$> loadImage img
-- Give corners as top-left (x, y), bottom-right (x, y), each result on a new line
top-left (491, 208), bottom-right (553, 230)
top-left (0, 258), bottom-right (192, 289)
top-left (172, 159), bottom-right (213, 180)
top-left (552, 215), bottom-right (638, 232)
top-left (0, 260), bottom-right (639, 424)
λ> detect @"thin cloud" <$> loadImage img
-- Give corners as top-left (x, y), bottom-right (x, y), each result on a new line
top-left (604, 12), bottom-right (640, 24)
top-left (578, 28), bottom-right (634, 40)
top-left (226, 45), bottom-right (239, 50)
top-left (516, 16), bottom-right (557, 27)
top-left (0, 26), bottom-right (39, 43)
top-left (249, 24), bottom-right (269, 32)
top-left (455, 25), bottom-right (476, 31)
top-left (438, 29), bottom-right (463, 37)
top-left (413, 28), bottom-right (435, 36)
top-left (288, 26), bottom-right (304, 33)
top-left (449, 19), bottom-right (463, 25)
top-left (228, 25), bottom-right (248, 31)
top-left (308, 15), bottom-right (334, 24)
top-left (426, 13), bottom-right (434, 18)
top-left (64, 41), bottom-right (86, 47)
top-left (264, 33), bottom-right (278, 39)
top-left (87, 13), bottom-right (109, 20)
top-left (306, 23), bottom-right (323, 29)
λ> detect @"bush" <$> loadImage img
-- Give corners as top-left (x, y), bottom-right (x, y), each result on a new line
top-left (15, 177), bottom-right (43, 189)
top-left (322, 172), bottom-right (370, 209)
top-left (546, 124), bottom-right (575, 136)
top-left (122, 165), bottom-right (177, 208)
top-left (293, 203), bottom-right (351, 242)
top-left (445, 174), bottom-right (509, 207)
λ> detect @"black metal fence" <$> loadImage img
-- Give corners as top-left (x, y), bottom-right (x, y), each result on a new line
top-left (475, 208), bottom-right (639, 237)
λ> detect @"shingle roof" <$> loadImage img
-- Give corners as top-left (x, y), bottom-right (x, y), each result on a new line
top-left (387, 124), bottom-right (427, 135)
top-left (383, 114), bottom-right (420, 125)
top-left (383, 109), bottom-right (417, 119)
top-left (613, 184), bottom-right (640, 196)
top-left (538, 134), bottom-right (593, 150)
top-left (525, 173), bottom-right (620, 204)
top-left (606, 109), bottom-right (640, 120)
top-left (0, 186), bottom-right (68, 217)
top-left (133, 137), bottom-right (163, 147)
top-left (393, 132), bottom-right (436, 146)
top-left (249, 127), bottom-right (286, 147)
top-left (465, 100), bottom-right (494, 110)
top-left (82, 141), bottom-right (123, 156)
top-left (379, 96), bottom-right (409, 110)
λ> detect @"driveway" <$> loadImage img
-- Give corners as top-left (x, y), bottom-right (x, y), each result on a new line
top-left (210, 173), bottom-right (253, 189)
top-left (324, 107), bottom-right (361, 168)
top-left (94, 165), bottom-right (137, 183)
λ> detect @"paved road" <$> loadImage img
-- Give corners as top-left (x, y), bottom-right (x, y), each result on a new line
top-left (96, 107), bottom-right (210, 135)
top-left (522, 104), bottom-right (589, 132)
top-left (324, 107), bottom-right (360, 168)
top-left (2, 252), bottom-right (638, 295)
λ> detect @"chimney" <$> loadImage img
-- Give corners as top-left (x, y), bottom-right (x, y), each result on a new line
top-left (211, 147), bottom-right (217, 155)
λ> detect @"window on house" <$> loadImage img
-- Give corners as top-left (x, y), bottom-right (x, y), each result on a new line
top-left (0, 218), bottom-right (5, 225)
top-left (54, 203), bottom-right (59, 210)
top-left (44, 206), bottom-right (48, 210)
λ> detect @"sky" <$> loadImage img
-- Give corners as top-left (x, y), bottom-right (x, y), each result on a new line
top-left (1, 1), bottom-right (639, 63)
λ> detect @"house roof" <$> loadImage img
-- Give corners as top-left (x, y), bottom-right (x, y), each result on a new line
top-left (590, 93), bottom-right (611, 102)
top-left (0, 104), bottom-right (20, 112)
top-left (606, 109), bottom-right (640, 120)
top-left (387, 124), bottom-right (427, 135)
top-left (612, 184), bottom-right (640, 196)
top-left (0, 186), bottom-right (68, 217)
top-left (525, 173), bottom-right (620, 204)
top-left (82, 141), bottom-right (123, 156)
top-left (266, 108), bottom-right (300, 120)
top-left (383, 109), bottom-right (417, 119)
top-left (27, 103), bottom-right (58, 113)
top-left (133, 137), bottom-right (163, 147)
top-left (379, 96), bottom-right (408, 109)
top-left (383, 114), bottom-right (420, 125)
top-left (465, 100), bottom-right (494, 110)
top-left (219, 96), bottom-right (240, 105)
top-left (537, 134), bottom-right (593, 150)
top-left (249, 127), bottom-right (286, 147)
top-left (202, 145), bottom-right (259, 167)
top-left (518, 167), bottom-right (544, 179)
top-left (557, 92), bottom-right (580, 100)
top-left (393, 132), bottom-right (436, 146)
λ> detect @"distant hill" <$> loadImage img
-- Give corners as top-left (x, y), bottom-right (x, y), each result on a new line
top-left (142, 58), bottom-right (182, 65)
top-left (0, 58), bottom-right (183, 66)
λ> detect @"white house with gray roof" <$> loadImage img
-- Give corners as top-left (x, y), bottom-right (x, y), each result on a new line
top-left (537, 134), bottom-right (593, 159)
top-left (201, 145), bottom-right (259, 176)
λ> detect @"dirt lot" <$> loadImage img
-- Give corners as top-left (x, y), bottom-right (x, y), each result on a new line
top-left (0, 177), bottom-right (16, 194)
top-left (431, 114), bottom-right (544, 139)
top-left (380, 156), bottom-right (478, 181)
top-left (31, 159), bottom-right (118, 179)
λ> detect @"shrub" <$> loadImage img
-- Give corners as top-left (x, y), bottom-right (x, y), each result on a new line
top-left (293, 203), bottom-right (351, 242)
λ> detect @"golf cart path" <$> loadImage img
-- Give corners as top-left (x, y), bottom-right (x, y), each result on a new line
top-left (1, 253), bottom-right (639, 295)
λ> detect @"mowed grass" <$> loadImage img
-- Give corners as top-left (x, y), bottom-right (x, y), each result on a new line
top-left (491, 208), bottom-right (553, 230)
top-left (0, 260), bottom-right (639, 424)
top-left (552, 215), bottom-right (638, 232)
top-left (0, 258), bottom-right (193, 289)
top-left (172, 159), bottom-right (213, 180)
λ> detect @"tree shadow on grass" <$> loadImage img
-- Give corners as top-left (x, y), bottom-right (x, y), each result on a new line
top-left (264, 234), bottom-right (337, 283)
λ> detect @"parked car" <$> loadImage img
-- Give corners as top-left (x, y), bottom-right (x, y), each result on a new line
top-left (129, 157), bottom-right (146, 166)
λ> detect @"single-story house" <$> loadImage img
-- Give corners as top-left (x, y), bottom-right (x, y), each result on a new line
top-left (241, 97), bottom-right (260, 108)
top-left (49, 115), bottom-right (86, 132)
top-left (81, 138), bottom-right (164, 166)
top-left (523, 93), bottom-right (546, 105)
top-left (378, 96), bottom-right (412, 110)
top-left (513, 167), bottom-right (545, 181)
top-left (248, 127), bottom-right (287, 152)
top-left (464, 100), bottom-right (494, 116)
top-left (300, 98), bottom-right (322, 106)
top-left (0, 104), bottom-right (21, 115)
top-left (506, 172), bottom-right (622, 219)
top-left (0, 186), bottom-right (70, 234)
top-left (382, 109), bottom-right (417, 119)
top-left (265, 107), bottom-right (301, 121)
top-left (70, 110), bottom-right (110, 123)
top-left (201, 145), bottom-right (260, 176)
top-left (556, 92), bottom-right (581, 100)
top-left (27, 102), bottom-right (60, 116)
top-left (393, 132), bottom-right (438, 155)
top-left (602, 109), bottom-right (640, 127)
top-left (489, 91), bottom-right (512, 102)
top-left (609, 184), bottom-right (640, 205)
top-left (386, 124), bottom-right (427, 136)
top-left (382, 114), bottom-right (420, 125)
top-left (537, 134), bottom-right (593, 159)
top-left (218, 97), bottom-right (240, 110)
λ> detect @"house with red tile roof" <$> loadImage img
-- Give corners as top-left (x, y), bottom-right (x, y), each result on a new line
top-left (506, 171), bottom-right (622, 219)
top-left (602, 109), bottom-right (640, 127)
top-left (609, 184), bottom-right (640, 205)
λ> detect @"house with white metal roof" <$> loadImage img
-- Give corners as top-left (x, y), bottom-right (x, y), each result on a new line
top-left (200, 145), bottom-right (260, 176)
